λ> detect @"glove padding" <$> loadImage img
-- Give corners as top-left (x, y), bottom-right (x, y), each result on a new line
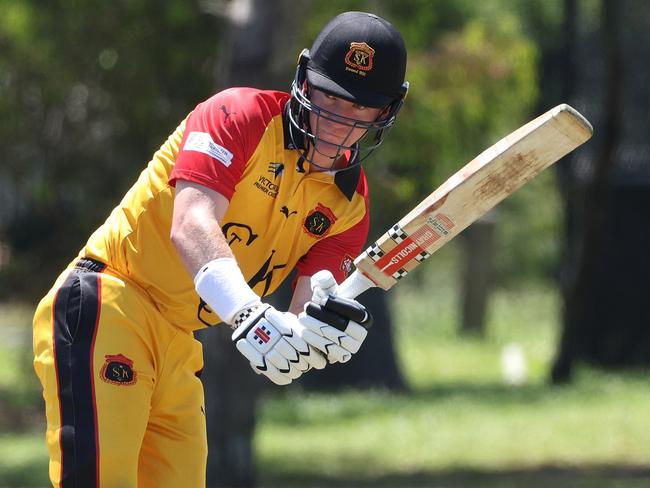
top-left (232, 304), bottom-right (327, 385)
top-left (298, 271), bottom-right (373, 364)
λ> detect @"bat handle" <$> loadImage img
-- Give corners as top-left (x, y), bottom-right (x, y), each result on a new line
top-left (337, 270), bottom-right (376, 300)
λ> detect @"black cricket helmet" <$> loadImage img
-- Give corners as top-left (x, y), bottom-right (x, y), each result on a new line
top-left (288, 11), bottom-right (409, 170)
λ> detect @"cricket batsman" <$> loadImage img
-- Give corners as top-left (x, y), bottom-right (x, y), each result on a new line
top-left (32, 11), bottom-right (409, 487)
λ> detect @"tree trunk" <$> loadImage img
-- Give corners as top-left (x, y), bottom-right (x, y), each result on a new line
top-left (459, 212), bottom-right (498, 337)
top-left (551, 0), bottom-right (623, 383)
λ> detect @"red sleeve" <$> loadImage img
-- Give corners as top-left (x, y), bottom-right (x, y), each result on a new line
top-left (295, 206), bottom-right (370, 285)
top-left (169, 88), bottom-right (281, 200)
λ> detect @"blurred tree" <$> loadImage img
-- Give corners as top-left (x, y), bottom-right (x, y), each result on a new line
top-left (552, 0), bottom-right (650, 381)
top-left (0, 0), bottom-right (219, 299)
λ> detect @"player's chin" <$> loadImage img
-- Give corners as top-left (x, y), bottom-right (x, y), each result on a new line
top-left (314, 139), bottom-right (345, 158)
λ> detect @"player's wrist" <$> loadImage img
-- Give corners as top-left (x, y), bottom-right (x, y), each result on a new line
top-left (194, 257), bottom-right (262, 326)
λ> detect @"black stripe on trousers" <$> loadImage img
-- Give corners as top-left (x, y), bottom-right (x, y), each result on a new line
top-left (53, 268), bottom-right (103, 487)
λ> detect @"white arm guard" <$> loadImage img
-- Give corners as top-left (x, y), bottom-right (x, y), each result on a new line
top-left (194, 257), bottom-right (261, 326)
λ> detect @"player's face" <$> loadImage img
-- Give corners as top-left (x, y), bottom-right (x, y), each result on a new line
top-left (307, 88), bottom-right (384, 169)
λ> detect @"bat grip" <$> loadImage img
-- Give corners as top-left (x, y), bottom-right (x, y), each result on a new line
top-left (337, 270), bottom-right (376, 300)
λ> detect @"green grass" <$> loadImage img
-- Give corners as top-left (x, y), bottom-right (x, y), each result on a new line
top-left (0, 303), bottom-right (49, 487)
top-left (253, 248), bottom-right (650, 487)
top-left (0, 433), bottom-right (49, 487)
top-left (1, 253), bottom-right (649, 487)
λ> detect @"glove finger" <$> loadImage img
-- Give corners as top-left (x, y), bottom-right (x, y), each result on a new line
top-left (237, 342), bottom-right (292, 385)
top-left (343, 321), bottom-right (368, 343)
top-left (331, 348), bottom-right (352, 363)
top-left (301, 316), bottom-right (355, 356)
top-left (282, 335), bottom-right (314, 371)
top-left (283, 329), bottom-right (309, 352)
top-left (279, 325), bottom-right (310, 354)
top-left (323, 296), bottom-right (370, 324)
top-left (299, 313), bottom-right (337, 336)
top-left (320, 339), bottom-right (351, 363)
top-left (305, 345), bottom-right (327, 369)
top-left (297, 327), bottom-right (350, 363)
top-left (318, 324), bottom-right (350, 347)
top-left (292, 354), bottom-right (311, 372)
top-left (304, 303), bottom-right (348, 331)
top-left (274, 338), bottom-right (309, 376)
top-left (274, 337), bottom-right (301, 363)
top-left (259, 360), bottom-right (292, 385)
top-left (235, 339), bottom-right (265, 368)
top-left (339, 335), bottom-right (362, 354)
top-left (298, 327), bottom-right (335, 354)
top-left (267, 348), bottom-right (302, 380)
top-left (264, 308), bottom-right (297, 335)
top-left (310, 270), bottom-right (338, 306)
top-left (286, 322), bottom-right (327, 369)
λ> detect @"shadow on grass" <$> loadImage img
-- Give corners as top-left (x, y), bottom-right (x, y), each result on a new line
top-left (259, 464), bottom-right (650, 488)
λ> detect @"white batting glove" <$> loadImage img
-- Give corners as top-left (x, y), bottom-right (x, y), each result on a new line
top-left (298, 270), bottom-right (372, 364)
top-left (231, 304), bottom-right (327, 385)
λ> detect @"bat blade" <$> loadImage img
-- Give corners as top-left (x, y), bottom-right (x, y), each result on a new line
top-left (339, 104), bottom-right (593, 299)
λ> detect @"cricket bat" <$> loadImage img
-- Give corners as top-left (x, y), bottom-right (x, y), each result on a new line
top-left (337, 103), bottom-right (593, 300)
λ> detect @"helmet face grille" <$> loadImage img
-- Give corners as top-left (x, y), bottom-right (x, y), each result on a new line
top-left (287, 74), bottom-right (406, 171)
top-left (287, 11), bottom-right (409, 171)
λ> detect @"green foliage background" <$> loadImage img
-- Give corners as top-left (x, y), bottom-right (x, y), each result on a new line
top-left (0, 0), bottom-right (220, 298)
top-left (0, 0), bottom-right (568, 300)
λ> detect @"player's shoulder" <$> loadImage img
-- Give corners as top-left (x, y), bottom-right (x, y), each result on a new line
top-left (198, 87), bottom-right (290, 123)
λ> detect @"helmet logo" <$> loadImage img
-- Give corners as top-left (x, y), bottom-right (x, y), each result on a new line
top-left (344, 42), bottom-right (374, 76)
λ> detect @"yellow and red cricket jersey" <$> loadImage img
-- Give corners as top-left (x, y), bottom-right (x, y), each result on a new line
top-left (33, 88), bottom-right (371, 486)
top-left (80, 87), bottom-right (370, 329)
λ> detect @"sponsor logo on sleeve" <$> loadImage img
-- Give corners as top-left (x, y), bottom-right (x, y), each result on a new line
top-left (183, 131), bottom-right (233, 167)
top-left (341, 254), bottom-right (355, 278)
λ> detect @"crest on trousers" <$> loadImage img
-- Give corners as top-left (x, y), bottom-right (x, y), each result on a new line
top-left (100, 354), bottom-right (137, 386)
top-left (344, 42), bottom-right (375, 73)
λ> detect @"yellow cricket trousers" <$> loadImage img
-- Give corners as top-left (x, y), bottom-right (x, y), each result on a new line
top-left (33, 258), bottom-right (207, 487)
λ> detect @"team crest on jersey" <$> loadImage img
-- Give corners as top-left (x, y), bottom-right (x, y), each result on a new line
top-left (344, 42), bottom-right (375, 75)
top-left (340, 254), bottom-right (355, 278)
top-left (304, 203), bottom-right (337, 238)
top-left (100, 354), bottom-right (137, 386)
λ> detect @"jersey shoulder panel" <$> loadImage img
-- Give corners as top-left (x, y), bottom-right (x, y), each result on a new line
top-left (169, 88), bottom-right (290, 199)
